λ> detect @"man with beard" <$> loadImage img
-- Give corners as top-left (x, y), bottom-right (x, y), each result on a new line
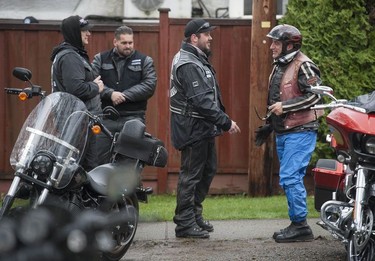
top-left (92, 25), bottom-right (157, 164)
top-left (169, 19), bottom-right (241, 238)
top-left (51, 15), bottom-right (104, 171)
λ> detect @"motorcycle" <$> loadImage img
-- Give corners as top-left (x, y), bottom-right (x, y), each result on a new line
top-left (0, 67), bottom-right (168, 260)
top-left (311, 86), bottom-right (375, 260)
top-left (0, 204), bottom-right (133, 261)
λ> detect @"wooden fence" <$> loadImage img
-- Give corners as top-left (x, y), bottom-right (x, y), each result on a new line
top-left (0, 10), bottom-right (277, 195)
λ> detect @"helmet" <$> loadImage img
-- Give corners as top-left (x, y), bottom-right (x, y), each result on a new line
top-left (267, 24), bottom-right (302, 51)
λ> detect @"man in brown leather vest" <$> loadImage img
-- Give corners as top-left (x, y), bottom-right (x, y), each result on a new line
top-left (266, 24), bottom-right (323, 243)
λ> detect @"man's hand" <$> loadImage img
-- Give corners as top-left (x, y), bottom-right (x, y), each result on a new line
top-left (111, 91), bottom-right (126, 106)
top-left (269, 102), bottom-right (283, 116)
top-left (229, 120), bottom-right (241, 134)
top-left (94, 76), bottom-right (104, 93)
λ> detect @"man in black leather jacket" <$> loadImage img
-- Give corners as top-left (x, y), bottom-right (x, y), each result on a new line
top-left (92, 25), bottom-right (157, 164)
top-left (51, 15), bottom-right (104, 171)
top-left (170, 19), bottom-right (240, 238)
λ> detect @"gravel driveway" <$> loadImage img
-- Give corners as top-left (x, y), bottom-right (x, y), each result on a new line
top-left (123, 219), bottom-right (347, 261)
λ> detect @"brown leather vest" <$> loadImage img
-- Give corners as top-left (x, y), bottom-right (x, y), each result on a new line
top-left (280, 52), bottom-right (323, 130)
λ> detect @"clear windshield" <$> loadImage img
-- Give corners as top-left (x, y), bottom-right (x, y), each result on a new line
top-left (10, 92), bottom-right (90, 188)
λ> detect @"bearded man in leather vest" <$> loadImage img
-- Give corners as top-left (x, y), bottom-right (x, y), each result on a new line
top-left (170, 19), bottom-right (240, 239)
top-left (266, 24), bottom-right (323, 243)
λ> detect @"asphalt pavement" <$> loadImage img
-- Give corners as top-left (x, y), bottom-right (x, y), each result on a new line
top-left (123, 218), bottom-right (348, 261)
top-left (132, 218), bottom-right (331, 241)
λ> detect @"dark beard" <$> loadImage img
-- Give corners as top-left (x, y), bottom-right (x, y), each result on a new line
top-left (203, 48), bottom-right (211, 57)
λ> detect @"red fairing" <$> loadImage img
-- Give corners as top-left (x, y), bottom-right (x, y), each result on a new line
top-left (326, 107), bottom-right (375, 150)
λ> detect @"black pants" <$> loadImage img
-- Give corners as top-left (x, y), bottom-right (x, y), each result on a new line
top-left (173, 137), bottom-right (217, 232)
top-left (82, 132), bottom-right (98, 171)
top-left (96, 115), bottom-right (145, 165)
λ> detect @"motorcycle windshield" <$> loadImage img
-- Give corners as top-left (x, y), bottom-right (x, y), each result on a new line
top-left (10, 92), bottom-right (90, 188)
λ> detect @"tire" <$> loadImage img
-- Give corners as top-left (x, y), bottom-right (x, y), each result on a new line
top-left (347, 237), bottom-right (375, 261)
top-left (101, 193), bottom-right (139, 261)
top-left (347, 207), bottom-right (375, 261)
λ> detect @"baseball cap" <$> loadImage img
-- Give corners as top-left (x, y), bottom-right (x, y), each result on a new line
top-left (184, 19), bottom-right (216, 38)
top-left (79, 17), bottom-right (93, 31)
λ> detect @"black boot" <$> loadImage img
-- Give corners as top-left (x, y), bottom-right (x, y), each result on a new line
top-left (196, 218), bottom-right (214, 232)
top-left (272, 223), bottom-right (292, 239)
top-left (176, 226), bottom-right (210, 238)
top-left (274, 221), bottom-right (314, 243)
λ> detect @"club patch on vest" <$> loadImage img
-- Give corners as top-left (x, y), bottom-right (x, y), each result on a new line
top-left (307, 76), bottom-right (318, 86)
top-left (192, 81), bottom-right (199, 87)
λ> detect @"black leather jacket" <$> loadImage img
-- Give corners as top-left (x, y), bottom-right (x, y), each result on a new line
top-left (92, 48), bottom-right (157, 115)
top-left (169, 42), bottom-right (231, 150)
top-left (51, 43), bottom-right (102, 115)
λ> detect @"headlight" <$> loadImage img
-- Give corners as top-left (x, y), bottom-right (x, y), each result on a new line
top-left (365, 136), bottom-right (375, 155)
top-left (30, 151), bottom-right (55, 177)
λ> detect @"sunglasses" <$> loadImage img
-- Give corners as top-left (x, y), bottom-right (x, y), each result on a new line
top-left (195, 22), bottom-right (210, 34)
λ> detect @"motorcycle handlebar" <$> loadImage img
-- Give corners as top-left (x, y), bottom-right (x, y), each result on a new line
top-left (5, 88), bottom-right (24, 95)
top-left (5, 86), bottom-right (45, 99)
top-left (311, 102), bottom-right (367, 113)
top-left (86, 112), bottom-right (114, 140)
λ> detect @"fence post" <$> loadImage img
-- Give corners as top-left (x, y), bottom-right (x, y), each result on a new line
top-left (248, 0), bottom-right (277, 196)
top-left (157, 8), bottom-right (170, 194)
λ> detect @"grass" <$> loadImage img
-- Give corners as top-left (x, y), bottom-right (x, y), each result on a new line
top-left (5, 194), bottom-right (320, 222)
top-left (139, 194), bottom-right (320, 222)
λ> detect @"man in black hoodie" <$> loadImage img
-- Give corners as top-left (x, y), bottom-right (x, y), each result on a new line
top-left (51, 15), bottom-right (104, 171)
top-left (170, 19), bottom-right (241, 238)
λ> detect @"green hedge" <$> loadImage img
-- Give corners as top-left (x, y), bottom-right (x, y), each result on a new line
top-left (280, 0), bottom-right (375, 163)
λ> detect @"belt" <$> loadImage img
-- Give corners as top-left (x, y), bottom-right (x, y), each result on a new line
top-left (170, 105), bottom-right (204, 119)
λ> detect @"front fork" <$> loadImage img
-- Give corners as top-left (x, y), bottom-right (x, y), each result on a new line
top-left (353, 167), bottom-right (368, 232)
top-left (0, 166), bottom-right (57, 218)
top-left (0, 176), bottom-right (22, 219)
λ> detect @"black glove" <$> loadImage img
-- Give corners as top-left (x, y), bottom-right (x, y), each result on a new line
top-left (255, 124), bottom-right (273, 146)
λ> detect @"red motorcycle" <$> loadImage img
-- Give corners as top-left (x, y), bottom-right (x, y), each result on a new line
top-left (312, 86), bottom-right (375, 260)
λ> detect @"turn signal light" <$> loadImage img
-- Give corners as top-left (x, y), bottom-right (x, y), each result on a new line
top-left (18, 92), bottom-right (28, 101)
top-left (91, 125), bottom-right (101, 135)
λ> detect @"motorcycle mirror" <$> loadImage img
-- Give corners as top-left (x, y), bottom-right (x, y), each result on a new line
top-left (310, 86), bottom-right (337, 101)
top-left (103, 106), bottom-right (120, 121)
top-left (12, 67), bottom-right (32, 82)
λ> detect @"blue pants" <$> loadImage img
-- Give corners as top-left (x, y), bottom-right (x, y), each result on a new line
top-left (276, 131), bottom-right (317, 223)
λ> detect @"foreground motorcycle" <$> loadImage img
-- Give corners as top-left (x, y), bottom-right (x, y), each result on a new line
top-left (0, 67), bottom-right (168, 260)
top-left (311, 86), bottom-right (375, 260)
top-left (0, 205), bottom-right (133, 261)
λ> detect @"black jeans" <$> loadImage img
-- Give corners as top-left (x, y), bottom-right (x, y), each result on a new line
top-left (173, 137), bottom-right (217, 232)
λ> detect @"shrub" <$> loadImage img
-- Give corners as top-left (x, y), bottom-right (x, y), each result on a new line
top-left (280, 0), bottom-right (375, 163)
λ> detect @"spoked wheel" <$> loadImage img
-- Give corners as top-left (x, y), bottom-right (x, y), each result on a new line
top-left (347, 208), bottom-right (375, 261)
top-left (101, 193), bottom-right (139, 261)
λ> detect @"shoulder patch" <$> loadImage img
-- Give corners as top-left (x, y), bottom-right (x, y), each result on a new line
top-left (307, 76), bottom-right (318, 86)
top-left (131, 59), bottom-right (141, 65)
